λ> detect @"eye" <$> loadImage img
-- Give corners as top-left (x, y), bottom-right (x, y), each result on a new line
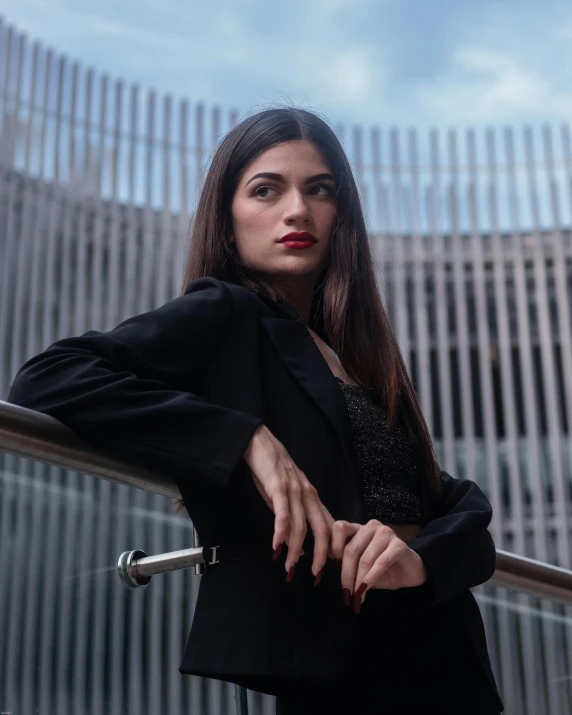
top-left (309, 183), bottom-right (334, 197)
top-left (252, 183), bottom-right (335, 199)
top-left (253, 184), bottom-right (279, 198)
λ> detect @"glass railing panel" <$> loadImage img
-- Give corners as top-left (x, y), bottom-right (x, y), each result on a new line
top-left (0, 449), bottom-right (277, 715)
top-left (474, 581), bottom-right (572, 715)
top-left (4, 434), bottom-right (572, 715)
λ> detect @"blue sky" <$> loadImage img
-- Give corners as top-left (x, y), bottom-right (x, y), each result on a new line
top-left (1, 0), bottom-right (571, 131)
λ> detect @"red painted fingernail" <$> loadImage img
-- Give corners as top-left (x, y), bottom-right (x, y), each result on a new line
top-left (353, 582), bottom-right (368, 614)
top-left (342, 587), bottom-right (351, 607)
top-left (285, 563), bottom-right (297, 583)
top-left (272, 544), bottom-right (283, 561)
top-left (352, 594), bottom-right (362, 614)
top-left (313, 567), bottom-right (325, 587)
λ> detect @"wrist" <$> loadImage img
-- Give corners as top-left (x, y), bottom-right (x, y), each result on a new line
top-left (242, 423), bottom-right (270, 464)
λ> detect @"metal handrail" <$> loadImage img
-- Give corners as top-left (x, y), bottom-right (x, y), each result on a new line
top-left (491, 551), bottom-right (572, 604)
top-left (2, 399), bottom-right (572, 606)
top-left (0, 400), bottom-right (180, 498)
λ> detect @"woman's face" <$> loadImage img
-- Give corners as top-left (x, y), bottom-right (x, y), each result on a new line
top-left (230, 140), bottom-right (337, 285)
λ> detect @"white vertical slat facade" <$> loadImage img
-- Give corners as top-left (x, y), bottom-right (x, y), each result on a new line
top-left (1, 19), bottom-right (572, 715)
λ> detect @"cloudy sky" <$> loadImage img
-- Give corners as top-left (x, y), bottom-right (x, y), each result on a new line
top-left (1, 0), bottom-right (571, 132)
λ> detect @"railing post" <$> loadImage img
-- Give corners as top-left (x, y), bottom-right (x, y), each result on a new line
top-left (193, 526), bottom-right (249, 715)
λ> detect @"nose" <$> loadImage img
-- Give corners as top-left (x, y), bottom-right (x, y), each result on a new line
top-left (283, 189), bottom-right (312, 225)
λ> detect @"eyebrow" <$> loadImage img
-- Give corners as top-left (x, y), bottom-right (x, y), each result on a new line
top-left (245, 172), bottom-right (337, 187)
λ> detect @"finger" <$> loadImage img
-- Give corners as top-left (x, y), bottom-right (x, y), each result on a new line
top-left (354, 525), bottom-right (394, 592)
top-left (270, 489), bottom-right (291, 553)
top-left (319, 504), bottom-right (335, 530)
top-left (285, 481), bottom-right (307, 574)
top-left (303, 489), bottom-right (331, 579)
top-left (281, 535), bottom-right (305, 557)
top-left (318, 504), bottom-right (336, 560)
top-left (361, 539), bottom-right (407, 594)
top-left (340, 524), bottom-right (376, 598)
top-left (330, 520), bottom-right (360, 562)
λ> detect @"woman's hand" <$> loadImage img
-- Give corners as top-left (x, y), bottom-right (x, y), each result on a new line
top-left (330, 520), bottom-right (428, 613)
top-left (243, 424), bottom-right (335, 583)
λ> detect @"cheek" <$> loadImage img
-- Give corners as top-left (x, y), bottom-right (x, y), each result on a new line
top-left (232, 200), bottom-right (270, 229)
top-left (319, 204), bottom-right (337, 231)
top-left (235, 213), bottom-right (277, 248)
top-left (231, 204), bottom-right (272, 256)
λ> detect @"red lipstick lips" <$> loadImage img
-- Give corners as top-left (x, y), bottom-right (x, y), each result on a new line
top-left (278, 231), bottom-right (317, 249)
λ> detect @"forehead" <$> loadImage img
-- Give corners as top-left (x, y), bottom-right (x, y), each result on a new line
top-left (241, 140), bottom-right (331, 178)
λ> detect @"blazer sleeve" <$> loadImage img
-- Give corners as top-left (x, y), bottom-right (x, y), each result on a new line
top-left (6, 277), bottom-right (263, 490)
top-left (401, 470), bottom-right (496, 606)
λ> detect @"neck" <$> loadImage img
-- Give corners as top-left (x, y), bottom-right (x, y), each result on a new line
top-left (271, 275), bottom-right (316, 326)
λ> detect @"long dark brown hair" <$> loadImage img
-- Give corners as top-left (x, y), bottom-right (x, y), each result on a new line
top-left (173, 106), bottom-right (442, 514)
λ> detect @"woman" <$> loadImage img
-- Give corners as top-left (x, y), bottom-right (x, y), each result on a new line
top-left (8, 107), bottom-right (504, 714)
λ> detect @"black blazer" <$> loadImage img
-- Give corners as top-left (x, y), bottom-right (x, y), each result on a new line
top-left (7, 277), bottom-right (504, 712)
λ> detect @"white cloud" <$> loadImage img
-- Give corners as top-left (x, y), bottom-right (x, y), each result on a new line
top-left (335, 50), bottom-right (375, 100)
top-left (0, 0), bottom-right (570, 132)
top-left (410, 46), bottom-right (569, 125)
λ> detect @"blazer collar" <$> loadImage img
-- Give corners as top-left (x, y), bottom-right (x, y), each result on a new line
top-left (250, 288), bottom-right (351, 448)
top-left (247, 287), bottom-right (301, 321)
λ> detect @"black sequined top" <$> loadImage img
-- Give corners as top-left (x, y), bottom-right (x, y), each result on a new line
top-left (335, 376), bottom-right (423, 524)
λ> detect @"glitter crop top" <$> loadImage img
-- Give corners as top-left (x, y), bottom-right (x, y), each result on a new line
top-left (334, 377), bottom-right (424, 524)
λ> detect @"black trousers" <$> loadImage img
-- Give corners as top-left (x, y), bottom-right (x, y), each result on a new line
top-left (273, 596), bottom-right (502, 715)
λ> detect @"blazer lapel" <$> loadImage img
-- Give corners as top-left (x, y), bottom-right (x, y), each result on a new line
top-left (259, 314), bottom-right (357, 469)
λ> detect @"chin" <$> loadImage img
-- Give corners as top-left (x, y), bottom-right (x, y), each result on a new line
top-left (272, 262), bottom-right (323, 278)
